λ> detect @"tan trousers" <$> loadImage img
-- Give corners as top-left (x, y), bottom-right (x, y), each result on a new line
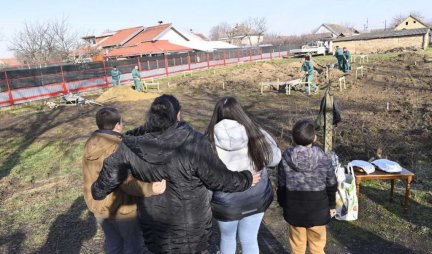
top-left (288, 224), bottom-right (326, 254)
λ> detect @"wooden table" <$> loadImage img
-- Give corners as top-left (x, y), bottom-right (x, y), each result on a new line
top-left (354, 168), bottom-right (415, 209)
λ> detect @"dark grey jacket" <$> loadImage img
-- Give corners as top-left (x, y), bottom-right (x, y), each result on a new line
top-left (91, 122), bottom-right (253, 254)
top-left (277, 145), bottom-right (337, 227)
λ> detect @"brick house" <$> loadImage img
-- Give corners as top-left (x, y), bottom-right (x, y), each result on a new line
top-left (332, 16), bottom-right (430, 54)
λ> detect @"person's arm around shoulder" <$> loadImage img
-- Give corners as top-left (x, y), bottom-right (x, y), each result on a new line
top-left (91, 142), bottom-right (130, 200)
top-left (195, 137), bottom-right (259, 192)
top-left (120, 175), bottom-right (166, 197)
top-left (261, 129), bottom-right (281, 167)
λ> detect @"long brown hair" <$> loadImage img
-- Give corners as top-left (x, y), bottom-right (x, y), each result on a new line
top-left (205, 96), bottom-right (272, 170)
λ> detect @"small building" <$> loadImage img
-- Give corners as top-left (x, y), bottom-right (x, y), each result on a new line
top-left (394, 15), bottom-right (428, 31)
top-left (219, 24), bottom-right (264, 47)
top-left (220, 35), bottom-right (264, 47)
top-left (314, 23), bottom-right (360, 38)
top-left (332, 16), bottom-right (430, 54)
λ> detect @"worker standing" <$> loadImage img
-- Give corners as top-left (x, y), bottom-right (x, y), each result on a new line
top-left (334, 46), bottom-right (344, 71)
top-left (132, 66), bottom-right (142, 91)
top-left (302, 55), bottom-right (317, 94)
top-left (342, 47), bottom-right (351, 73)
top-left (111, 66), bottom-right (121, 86)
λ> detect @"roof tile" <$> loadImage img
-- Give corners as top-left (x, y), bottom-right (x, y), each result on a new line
top-left (99, 26), bottom-right (143, 48)
top-left (333, 28), bottom-right (430, 41)
top-left (106, 40), bottom-right (190, 57)
top-left (125, 24), bottom-right (171, 46)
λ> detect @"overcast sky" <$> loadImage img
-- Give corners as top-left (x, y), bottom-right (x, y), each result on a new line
top-left (0, 0), bottom-right (431, 58)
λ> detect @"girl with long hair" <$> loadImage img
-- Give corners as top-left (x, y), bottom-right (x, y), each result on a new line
top-left (206, 96), bottom-right (281, 254)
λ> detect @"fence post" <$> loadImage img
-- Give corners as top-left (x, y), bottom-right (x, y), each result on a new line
top-left (270, 47), bottom-right (273, 60)
top-left (187, 51), bottom-right (191, 71)
top-left (223, 51), bottom-right (226, 66)
top-left (4, 71), bottom-right (14, 106)
top-left (249, 48), bottom-right (252, 62)
top-left (59, 64), bottom-right (68, 94)
top-left (279, 48), bottom-right (281, 58)
top-left (207, 53), bottom-right (210, 69)
top-left (237, 48), bottom-right (240, 63)
top-left (260, 47), bottom-right (263, 60)
top-left (164, 54), bottom-right (169, 76)
top-left (324, 91), bottom-right (334, 155)
top-left (102, 61), bottom-right (109, 88)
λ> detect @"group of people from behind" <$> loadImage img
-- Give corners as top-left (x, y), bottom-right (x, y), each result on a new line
top-left (334, 46), bottom-right (351, 73)
top-left (83, 94), bottom-right (337, 254)
top-left (110, 65), bottom-right (143, 91)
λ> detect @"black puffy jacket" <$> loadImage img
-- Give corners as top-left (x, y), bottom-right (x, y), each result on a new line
top-left (91, 122), bottom-right (253, 254)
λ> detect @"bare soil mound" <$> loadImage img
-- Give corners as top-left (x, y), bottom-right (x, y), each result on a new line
top-left (96, 86), bottom-right (159, 103)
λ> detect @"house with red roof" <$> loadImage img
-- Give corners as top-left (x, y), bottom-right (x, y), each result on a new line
top-left (0, 58), bottom-right (21, 68)
top-left (80, 22), bottom-right (236, 60)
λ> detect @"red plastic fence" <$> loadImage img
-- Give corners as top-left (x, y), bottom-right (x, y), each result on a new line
top-left (0, 47), bottom-right (290, 107)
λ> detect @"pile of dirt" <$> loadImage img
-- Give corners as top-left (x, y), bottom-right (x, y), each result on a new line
top-left (177, 61), bottom-right (302, 90)
top-left (261, 62), bottom-right (276, 70)
top-left (316, 68), bottom-right (345, 84)
top-left (95, 86), bottom-right (159, 103)
top-left (384, 46), bottom-right (418, 53)
top-left (287, 61), bottom-right (303, 68)
top-left (392, 52), bottom-right (424, 63)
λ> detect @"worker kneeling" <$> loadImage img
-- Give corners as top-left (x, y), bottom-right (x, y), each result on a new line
top-left (302, 55), bottom-right (318, 94)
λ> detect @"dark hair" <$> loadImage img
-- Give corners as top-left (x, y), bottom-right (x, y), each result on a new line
top-left (96, 106), bottom-right (121, 130)
top-left (292, 119), bottom-right (315, 146)
top-left (143, 94), bottom-right (181, 132)
top-left (206, 96), bottom-right (272, 170)
top-left (305, 55), bottom-right (311, 61)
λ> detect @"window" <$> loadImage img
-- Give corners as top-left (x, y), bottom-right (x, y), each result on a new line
top-left (406, 21), bottom-right (409, 25)
top-left (414, 21), bottom-right (417, 23)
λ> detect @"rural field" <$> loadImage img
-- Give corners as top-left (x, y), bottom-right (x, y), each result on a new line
top-left (0, 50), bottom-right (431, 254)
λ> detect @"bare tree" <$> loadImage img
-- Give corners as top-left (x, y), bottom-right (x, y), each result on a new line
top-left (263, 32), bottom-right (281, 45)
top-left (9, 18), bottom-right (79, 64)
top-left (209, 22), bottom-right (233, 41)
top-left (251, 17), bottom-right (267, 44)
top-left (239, 17), bottom-right (267, 46)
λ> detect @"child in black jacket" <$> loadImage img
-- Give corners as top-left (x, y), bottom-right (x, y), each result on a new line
top-left (277, 119), bottom-right (337, 254)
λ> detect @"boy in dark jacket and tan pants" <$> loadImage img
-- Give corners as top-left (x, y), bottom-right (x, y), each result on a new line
top-left (83, 107), bottom-right (166, 254)
top-left (277, 119), bottom-right (337, 254)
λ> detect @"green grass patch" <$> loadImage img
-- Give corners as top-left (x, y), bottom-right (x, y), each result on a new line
top-left (0, 138), bottom-right (85, 185)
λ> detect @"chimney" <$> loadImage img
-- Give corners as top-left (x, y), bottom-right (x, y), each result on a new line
top-left (158, 21), bottom-right (163, 25)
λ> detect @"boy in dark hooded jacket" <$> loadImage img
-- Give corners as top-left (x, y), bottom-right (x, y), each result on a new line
top-left (277, 119), bottom-right (337, 254)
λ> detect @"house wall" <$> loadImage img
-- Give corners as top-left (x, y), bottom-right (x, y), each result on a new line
top-left (395, 17), bottom-right (427, 31)
top-left (240, 35), bottom-right (263, 46)
top-left (315, 25), bottom-right (333, 36)
top-left (159, 29), bottom-right (189, 46)
top-left (333, 35), bottom-right (426, 54)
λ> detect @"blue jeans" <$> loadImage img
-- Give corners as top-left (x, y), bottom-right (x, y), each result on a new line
top-left (217, 212), bottom-right (264, 254)
top-left (97, 217), bottom-right (144, 254)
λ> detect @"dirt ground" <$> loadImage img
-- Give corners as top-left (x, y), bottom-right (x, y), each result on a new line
top-left (0, 54), bottom-right (431, 253)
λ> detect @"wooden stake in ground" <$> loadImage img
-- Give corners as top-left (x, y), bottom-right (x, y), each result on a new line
top-left (324, 90), bottom-right (334, 155)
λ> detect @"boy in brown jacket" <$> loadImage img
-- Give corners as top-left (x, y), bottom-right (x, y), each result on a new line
top-left (83, 106), bottom-right (165, 254)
